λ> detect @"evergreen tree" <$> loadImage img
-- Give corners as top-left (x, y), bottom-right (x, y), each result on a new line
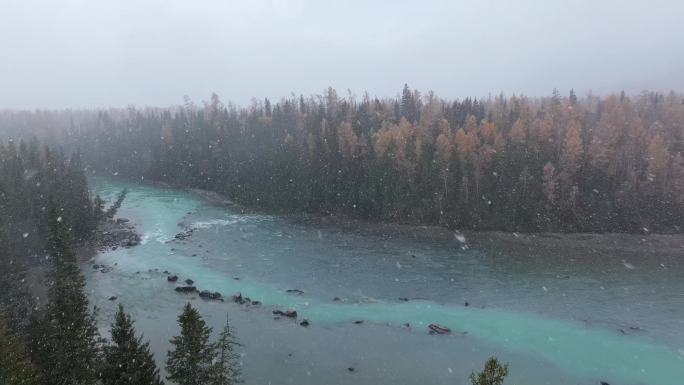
top-left (212, 314), bottom-right (241, 385)
top-left (0, 228), bottom-right (32, 334)
top-left (102, 304), bottom-right (164, 385)
top-left (0, 316), bottom-right (41, 385)
top-left (469, 357), bottom-right (509, 385)
top-left (33, 205), bottom-right (100, 385)
top-left (93, 194), bottom-right (106, 221)
top-left (106, 188), bottom-right (128, 218)
top-left (166, 303), bottom-right (217, 385)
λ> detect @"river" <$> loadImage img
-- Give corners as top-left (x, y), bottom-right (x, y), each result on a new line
top-left (84, 178), bottom-right (684, 385)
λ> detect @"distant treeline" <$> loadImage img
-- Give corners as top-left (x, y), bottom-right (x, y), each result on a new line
top-left (4, 86), bottom-right (684, 233)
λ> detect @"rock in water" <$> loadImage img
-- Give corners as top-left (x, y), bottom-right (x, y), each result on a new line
top-left (286, 289), bottom-right (304, 295)
top-left (199, 290), bottom-right (222, 300)
top-left (428, 323), bottom-right (451, 335)
top-left (167, 275), bottom-right (178, 282)
top-left (185, 279), bottom-right (194, 285)
top-left (273, 309), bottom-right (298, 318)
top-left (299, 319), bottom-right (310, 327)
top-left (108, 296), bottom-right (117, 301)
top-left (174, 286), bottom-right (197, 293)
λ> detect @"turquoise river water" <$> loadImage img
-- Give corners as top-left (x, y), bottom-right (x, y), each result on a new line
top-left (84, 178), bottom-right (684, 385)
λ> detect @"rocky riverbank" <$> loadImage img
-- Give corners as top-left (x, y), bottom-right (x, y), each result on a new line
top-left (94, 217), bottom-right (141, 252)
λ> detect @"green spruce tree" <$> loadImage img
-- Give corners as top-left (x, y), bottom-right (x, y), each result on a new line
top-left (106, 188), bottom-right (128, 218)
top-left (469, 357), bottom-right (509, 385)
top-left (166, 303), bottom-right (217, 385)
top-left (0, 315), bottom-right (41, 385)
top-left (212, 314), bottom-right (242, 385)
top-left (34, 205), bottom-right (100, 385)
top-left (102, 304), bottom-right (164, 385)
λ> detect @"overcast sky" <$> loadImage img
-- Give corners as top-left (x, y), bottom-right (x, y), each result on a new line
top-left (1, 0), bottom-right (683, 109)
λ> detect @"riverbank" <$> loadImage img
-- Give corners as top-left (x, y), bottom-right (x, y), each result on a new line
top-left (285, 213), bottom-right (684, 269)
top-left (106, 175), bottom-right (684, 247)
top-left (24, 216), bottom-right (140, 307)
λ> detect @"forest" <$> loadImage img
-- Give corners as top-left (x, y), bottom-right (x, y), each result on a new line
top-left (4, 86), bottom-right (680, 233)
top-left (0, 136), bottom-right (503, 385)
top-left (0, 140), bottom-right (242, 385)
top-left (1, 87), bottom-right (681, 384)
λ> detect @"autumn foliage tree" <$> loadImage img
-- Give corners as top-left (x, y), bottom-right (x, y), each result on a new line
top-left (5, 86), bottom-right (683, 233)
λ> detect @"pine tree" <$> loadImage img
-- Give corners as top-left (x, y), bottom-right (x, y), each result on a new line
top-left (0, 316), bottom-right (41, 385)
top-left (469, 356), bottom-right (509, 385)
top-left (212, 314), bottom-right (241, 385)
top-left (166, 303), bottom-right (217, 385)
top-left (93, 195), bottom-right (106, 221)
top-left (102, 304), bottom-right (164, 385)
top-left (0, 228), bottom-right (32, 334)
top-left (33, 205), bottom-right (100, 385)
top-left (106, 188), bottom-right (128, 218)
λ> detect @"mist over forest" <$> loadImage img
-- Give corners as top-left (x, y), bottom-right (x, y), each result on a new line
top-left (1, 1), bottom-right (684, 385)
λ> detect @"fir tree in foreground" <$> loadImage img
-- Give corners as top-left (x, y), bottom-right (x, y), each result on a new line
top-left (166, 303), bottom-right (218, 385)
top-left (32, 206), bottom-right (100, 385)
top-left (0, 316), bottom-right (41, 385)
top-left (469, 357), bottom-right (509, 385)
top-left (213, 314), bottom-right (242, 384)
top-left (102, 304), bottom-right (164, 385)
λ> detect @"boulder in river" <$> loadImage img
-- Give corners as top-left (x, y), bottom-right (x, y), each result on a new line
top-left (286, 289), bottom-right (304, 295)
top-left (174, 286), bottom-right (197, 293)
top-left (108, 296), bottom-right (117, 301)
top-left (167, 275), bottom-right (178, 282)
top-left (250, 300), bottom-right (261, 306)
top-left (273, 309), bottom-right (298, 318)
top-left (428, 323), bottom-right (451, 335)
top-left (233, 292), bottom-right (245, 304)
top-left (299, 319), bottom-right (310, 327)
top-left (199, 290), bottom-right (223, 300)
top-left (185, 279), bottom-right (194, 285)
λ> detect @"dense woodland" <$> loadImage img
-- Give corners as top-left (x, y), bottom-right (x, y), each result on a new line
top-left (2, 87), bottom-right (682, 233)
top-left (45, 87), bottom-right (681, 233)
top-left (0, 140), bottom-right (241, 385)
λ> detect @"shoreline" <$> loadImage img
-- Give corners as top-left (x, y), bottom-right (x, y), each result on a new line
top-left (288, 213), bottom-right (684, 266)
top-left (101, 177), bottom-right (684, 264)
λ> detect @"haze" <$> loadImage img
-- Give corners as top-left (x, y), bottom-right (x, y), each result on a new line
top-left (1, 0), bottom-right (683, 109)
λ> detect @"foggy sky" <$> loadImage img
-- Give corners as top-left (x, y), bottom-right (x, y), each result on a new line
top-left (1, 0), bottom-right (683, 109)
